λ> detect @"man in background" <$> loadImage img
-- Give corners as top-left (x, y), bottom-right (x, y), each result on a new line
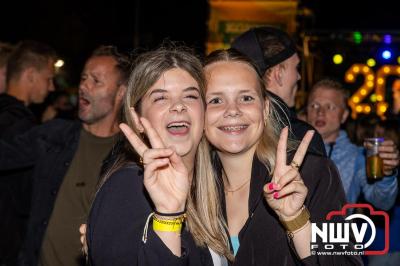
top-left (0, 45), bottom-right (131, 266)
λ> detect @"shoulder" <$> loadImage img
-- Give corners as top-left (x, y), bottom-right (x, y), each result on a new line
top-left (98, 163), bottom-right (144, 194)
top-left (301, 153), bottom-right (343, 193)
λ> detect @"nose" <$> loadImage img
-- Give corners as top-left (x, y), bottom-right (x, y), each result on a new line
top-left (170, 101), bottom-right (187, 113)
top-left (223, 102), bottom-right (242, 117)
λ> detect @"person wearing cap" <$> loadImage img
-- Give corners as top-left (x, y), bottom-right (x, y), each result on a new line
top-left (231, 26), bottom-right (326, 157)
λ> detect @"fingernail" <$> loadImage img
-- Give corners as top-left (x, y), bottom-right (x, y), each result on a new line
top-left (273, 192), bottom-right (279, 199)
top-left (268, 183), bottom-right (275, 191)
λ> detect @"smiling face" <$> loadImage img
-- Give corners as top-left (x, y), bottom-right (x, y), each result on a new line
top-left (138, 68), bottom-right (204, 161)
top-left (205, 61), bottom-right (266, 156)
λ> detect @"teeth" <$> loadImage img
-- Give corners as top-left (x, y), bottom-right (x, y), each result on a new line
top-left (222, 125), bottom-right (247, 131)
top-left (167, 122), bottom-right (189, 128)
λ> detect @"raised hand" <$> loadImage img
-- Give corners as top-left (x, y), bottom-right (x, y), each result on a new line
top-left (119, 109), bottom-right (189, 214)
top-left (264, 127), bottom-right (314, 220)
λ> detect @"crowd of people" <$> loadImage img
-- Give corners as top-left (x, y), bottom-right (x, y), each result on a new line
top-left (0, 26), bottom-right (399, 266)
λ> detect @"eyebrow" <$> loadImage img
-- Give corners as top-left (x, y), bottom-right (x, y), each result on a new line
top-left (149, 86), bottom-right (200, 96)
top-left (207, 89), bottom-right (256, 96)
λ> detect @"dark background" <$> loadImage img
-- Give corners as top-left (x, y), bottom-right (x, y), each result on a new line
top-left (0, 0), bottom-right (397, 87)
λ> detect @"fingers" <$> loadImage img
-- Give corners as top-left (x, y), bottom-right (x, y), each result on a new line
top-left (79, 224), bottom-right (87, 235)
top-left (273, 181), bottom-right (308, 199)
top-left (291, 130), bottom-right (315, 168)
top-left (276, 168), bottom-right (299, 189)
top-left (142, 148), bottom-right (174, 165)
top-left (143, 158), bottom-right (170, 183)
top-left (140, 117), bottom-right (166, 149)
top-left (275, 127), bottom-right (289, 177)
top-left (168, 148), bottom-right (187, 174)
top-left (120, 123), bottom-right (148, 156)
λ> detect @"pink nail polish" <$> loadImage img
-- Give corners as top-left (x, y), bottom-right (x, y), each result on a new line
top-left (273, 192), bottom-right (279, 199)
top-left (268, 183), bottom-right (274, 191)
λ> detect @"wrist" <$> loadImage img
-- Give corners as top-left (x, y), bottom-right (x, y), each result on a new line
top-left (279, 206), bottom-right (310, 232)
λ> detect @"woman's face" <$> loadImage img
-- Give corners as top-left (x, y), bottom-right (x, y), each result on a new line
top-left (205, 61), bottom-right (266, 156)
top-left (139, 68), bottom-right (205, 162)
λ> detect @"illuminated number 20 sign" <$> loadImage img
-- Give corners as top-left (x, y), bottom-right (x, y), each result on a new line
top-left (345, 64), bottom-right (400, 118)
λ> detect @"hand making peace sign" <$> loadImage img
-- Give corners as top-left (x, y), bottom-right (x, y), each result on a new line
top-left (264, 127), bottom-right (315, 220)
top-left (119, 108), bottom-right (190, 214)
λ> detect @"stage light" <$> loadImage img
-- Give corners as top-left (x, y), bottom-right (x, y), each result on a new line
top-left (381, 50), bottom-right (392, 60)
top-left (333, 54), bottom-right (343, 64)
top-left (383, 34), bottom-right (392, 44)
top-left (366, 58), bottom-right (376, 67)
top-left (353, 31), bottom-right (362, 44)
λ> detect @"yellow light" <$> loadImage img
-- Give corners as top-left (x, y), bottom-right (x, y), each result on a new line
top-left (360, 89), bottom-right (367, 95)
top-left (362, 66), bottom-right (369, 73)
top-left (356, 106), bottom-right (363, 112)
top-left (377, 95), bottom-right (383, 101)
top-left (353, 96), bottom-right (360, 103)
top-left (398, 56), bottom-right (400, 65)
top-left (367, 74), bottom-right (374, 81)
top-left (397, 67), bottom-right (400, 74)
top-left (379, 106), bottom-right (387, 113)
top-left (367, 58), bottom-right (376, 67)
top-left (353, 66), bottom-right (360, 73)
top-left (333, 54), bottom-right (343, 64)
top-left (377, 78), bottom-right (384, 85)
top-left (384, 66), bottom-right (390, 73)
top-left (347, 74), bottom-right (354, 81)
top-left (54, 59), bottom-right (64, 68)
top-left (365, 106), bottom-right (371, 112)
top-left (370, 94), bottom-right (377, 102)
top-left (367, 81), bottom-right (374, 88)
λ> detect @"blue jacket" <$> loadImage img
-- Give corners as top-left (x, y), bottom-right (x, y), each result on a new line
top-left (325, 130), bottom-right (398, 210)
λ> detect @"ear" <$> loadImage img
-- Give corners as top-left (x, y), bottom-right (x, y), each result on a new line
top-left (272, 65), bottom-right (284, 87)
top-left (341, 108), bottom-right (349, 124)
top-left (22, 67), bottom-right (36, 85)
top-left (130, 107), bottom-right (144, 133)
top-left (264, 98), bottom-right (270, 116)
top-left (116, 84), bottom-right (127, 103)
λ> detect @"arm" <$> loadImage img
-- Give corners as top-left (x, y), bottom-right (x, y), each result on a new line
top-left (357, 148), bottom-right (398, 210)
top-left (303, 157), bottom-right (363, 265)
top-left (0, 125), bottom-right (43, 171)
top-left (87, 166), bottom-right (187, 266)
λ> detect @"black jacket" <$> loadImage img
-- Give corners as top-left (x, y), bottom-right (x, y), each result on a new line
top-left (0, 93), bottom-right (38, 265)
top-left (0, 119), bottom-right (83, 265)
top-left (268, 91), bottom-right (326, 157)
top-left (0, 93), bottom-right (36, 141)
top-left (87, 164), bottom-right (213, 266)
top-left (213, 154), bottom-right (362, 265)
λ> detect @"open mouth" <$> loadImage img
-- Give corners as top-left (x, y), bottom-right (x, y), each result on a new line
top-left (315, 120), bottom-right (326, 127)
top-left (167, 121), bottom-right (190, 135)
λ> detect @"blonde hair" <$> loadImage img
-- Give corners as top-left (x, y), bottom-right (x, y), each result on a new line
top-left (98, 45), bottom-right (232, 260)
top-left (204, 48), bottom-right (294, 173)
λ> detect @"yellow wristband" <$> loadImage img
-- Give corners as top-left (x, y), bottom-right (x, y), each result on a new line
top-left (153, 217), bottom-right (183, 232)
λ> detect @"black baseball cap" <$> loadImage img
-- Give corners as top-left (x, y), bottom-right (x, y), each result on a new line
top-left (231, 26), bottom-right (297, 74)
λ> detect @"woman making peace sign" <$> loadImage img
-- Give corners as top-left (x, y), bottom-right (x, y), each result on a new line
top-left (88, 47), bottom-right (362, 265)
top-left (202, 49), bottom-right (362, 265)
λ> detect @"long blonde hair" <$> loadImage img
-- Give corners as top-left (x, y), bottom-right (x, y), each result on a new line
top-left (204, 48), bottom-right (294, 173)
top-left (98, 45), bottom-right (232, 259)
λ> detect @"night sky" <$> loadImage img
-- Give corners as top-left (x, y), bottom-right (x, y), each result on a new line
top-left (0, 0), bottom-right (397, 87)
